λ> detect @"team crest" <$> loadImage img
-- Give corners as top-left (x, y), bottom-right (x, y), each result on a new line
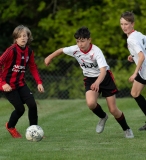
top-left (90, 53), bottom-right (94, 60)
top-left (26, 56), bottom-right (29, 62)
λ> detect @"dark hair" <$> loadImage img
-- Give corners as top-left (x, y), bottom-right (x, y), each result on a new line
top-left (74, 27), bottom-right (90, 39)
top-left (120, 11), bottom-right (135, 23)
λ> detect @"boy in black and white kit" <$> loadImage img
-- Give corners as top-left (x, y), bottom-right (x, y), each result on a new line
top-left (45, 27), bottom-right (134, 138)
top-left (120, 11), bottom-right (146, 130)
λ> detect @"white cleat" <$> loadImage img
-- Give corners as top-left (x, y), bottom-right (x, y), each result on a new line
top-left (96, 114), bottom-right (108, 133)
top-left (124, 129), bottom-right (134, 138)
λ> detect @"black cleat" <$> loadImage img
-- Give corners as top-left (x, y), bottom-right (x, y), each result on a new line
top-left (139, 123), bottom-right (146, 131)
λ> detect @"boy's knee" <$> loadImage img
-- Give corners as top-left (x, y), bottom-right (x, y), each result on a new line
top-left (87, 102), bottom-right (97, 110)
top-left (109, 108), bottom-right (116, 115)
top-left (16, 107), bottom-right (25, 116)
top-left (26, 99), bottom-right (37, 110)
top-left (131, 91), bottom-right (140, 98)
top-left (28, 103), bottom-right (37, 110)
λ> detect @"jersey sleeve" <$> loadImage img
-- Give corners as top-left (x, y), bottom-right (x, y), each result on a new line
top-left (95, 47), bottom-right (109, 69)
top-left (63, 45), bottom-right (78, 57)
top-left (28, 51), bottom-right (42, 85)
top-left (0, 46), bottom-right (14, 86)
top-left (127, 38), bottom-right (142, 54)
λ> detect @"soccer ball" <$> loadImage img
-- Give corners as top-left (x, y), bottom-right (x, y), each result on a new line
top-left (25, 125), bottom-right (44, 142)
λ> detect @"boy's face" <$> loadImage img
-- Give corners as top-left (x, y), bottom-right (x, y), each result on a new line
top-left (76, 38), bottom-right (91, 52)
top-left (120, 18), bottom-right (134, 36)
top-left (16, 30), bottom-right (28, 47)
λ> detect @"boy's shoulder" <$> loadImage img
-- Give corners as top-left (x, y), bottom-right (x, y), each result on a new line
top-left (91, 44), bottom-right (102, 52)
top-left (92, 44), bottom-right (100, 49)
top-left (127, 31), bottom-right (146, 45)
top-left (64, 45), bottom-right (80, 51)
top-left (3, 44), bottom-right (16, 54)
top-left (27, 46), bottom-right (33, 52)
top-left (128, 31), bottom-right (144, 40)
top-left (7, 44), bottom-right (16, 50)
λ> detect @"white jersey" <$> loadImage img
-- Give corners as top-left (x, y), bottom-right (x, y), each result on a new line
top-left (63, 44), bottom-right (109, 77)
top-left (127, 31), bottom-right (146, 80)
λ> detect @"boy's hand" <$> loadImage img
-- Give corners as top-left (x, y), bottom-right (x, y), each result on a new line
top-left (37, 84), bottom-right (44, 93)
top-left (128, 55), bottom-right (134, 62)
top-left (2, 83), bottom-right (12, 92)
top-left (44, 56), bottom-right (52, 66)
top-left (90, 82), bottom-right (99, 92)
top-left (129, 73), bottom-right (137, 82)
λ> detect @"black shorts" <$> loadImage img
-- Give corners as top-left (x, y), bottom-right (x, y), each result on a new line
top-left (4, 84), bottom-right (35, 105)
top-left (83, 70), bottom-right (119, 97)
top-left (135, 73), bottom-right (146, 85)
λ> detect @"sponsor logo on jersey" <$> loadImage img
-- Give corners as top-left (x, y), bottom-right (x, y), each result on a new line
top-left (12, 65), bottom-right (25, 73)
top-left (81, 63), bottom-right (98, 68)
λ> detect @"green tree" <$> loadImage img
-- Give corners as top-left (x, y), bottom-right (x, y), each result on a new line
top-left (1, 0), bottom-right (146, 98)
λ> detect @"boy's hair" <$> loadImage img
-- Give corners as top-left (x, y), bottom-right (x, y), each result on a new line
top-left (74, 27), bottom-right (90, 39)
top-left (120, 11), bottom-right (135, 23)
top-left (12, 25), bottom-right (33, 45)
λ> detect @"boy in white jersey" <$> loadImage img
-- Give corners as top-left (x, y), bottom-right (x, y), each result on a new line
top-left (44, 27), bottom-right (134, 138)
top-left (120, 11), bottom-right (146, 131)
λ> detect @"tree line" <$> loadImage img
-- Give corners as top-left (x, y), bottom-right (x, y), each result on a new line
top-left (1, 0), bottom-right (146, 98)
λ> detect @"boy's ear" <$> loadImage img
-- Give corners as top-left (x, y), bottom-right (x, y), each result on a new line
top-left (132, 22), bottom-right (135, 27)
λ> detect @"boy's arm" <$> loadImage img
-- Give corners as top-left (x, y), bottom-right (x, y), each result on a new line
top-left (44, 48), bottom-right (64, 66)
top-left (90, 67), bottom-right (107, 92)
top-left (0, 47), bottom-right (13, 91)
top-left (28, 51), bottom-right (43, 85)
top-left (129, 51), bottom-right (145, 82)
top-left (135, 51), bottom-right (145, 73)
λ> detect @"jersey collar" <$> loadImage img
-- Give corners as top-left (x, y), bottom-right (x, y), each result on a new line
top-left (80, 44), bottom-right (92, 54)
top-left (128, 30), bottom-right (135, 36)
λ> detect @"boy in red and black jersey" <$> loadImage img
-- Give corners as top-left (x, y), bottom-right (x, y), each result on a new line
top-left (0, 25), bottom-right (44, 138)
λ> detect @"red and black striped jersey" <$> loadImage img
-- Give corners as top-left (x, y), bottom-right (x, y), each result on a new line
top-left (0, 44), bottom-right (42, 91)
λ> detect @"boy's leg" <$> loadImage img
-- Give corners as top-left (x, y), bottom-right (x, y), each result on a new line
top-left (19, 85), bottom-right (38, 125)
top-left (131, 80), bottom-right (146, 130)
top-left (134, 95), bottom-right (146, 115)
top-left (106, 95), bottom-right (134, 138)
top-left (86, 90), bottom-right (108, 133)
top-left (5, 90), bottom-right (25, 128)
top-left (134, 94), bottom-right (146, 130)
top-left (4, 90), bottom-right (24, 138)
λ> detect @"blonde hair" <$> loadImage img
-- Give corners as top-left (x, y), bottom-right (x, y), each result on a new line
top-left (12, 25), bottom-right (33, 45)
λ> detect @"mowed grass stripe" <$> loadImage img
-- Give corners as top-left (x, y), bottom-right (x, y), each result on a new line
top-left (0, 98), bottom-right (145, 160)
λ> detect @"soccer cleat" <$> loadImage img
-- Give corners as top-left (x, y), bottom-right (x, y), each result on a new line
top-left (5, 122), bottom-right (22, 138)
top-left (96, 114), bottom-right (108, 133)
top-left (124, 129), bottom-right (134, 138)
top-left (139, 123), bottom-right (146, 131)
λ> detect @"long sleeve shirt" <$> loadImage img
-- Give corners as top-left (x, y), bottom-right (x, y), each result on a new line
top-left (0, 44), bottom-right (42, 90)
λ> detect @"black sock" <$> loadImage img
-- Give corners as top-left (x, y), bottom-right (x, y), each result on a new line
top-left (92, 103), bottom-right (106, 118)
top-left (115, 113), bottom-right (130, 131)
top-left (134, 94), bottom-right (146, 116)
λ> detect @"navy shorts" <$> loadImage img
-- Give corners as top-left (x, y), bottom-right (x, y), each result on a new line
top-left (83, 70), bottom-right (119, 97)
top-left (135, 73), bottom-right (146, 85)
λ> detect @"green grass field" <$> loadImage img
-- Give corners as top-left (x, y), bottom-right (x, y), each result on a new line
top-left (0, 98), bottom-right (145, 160)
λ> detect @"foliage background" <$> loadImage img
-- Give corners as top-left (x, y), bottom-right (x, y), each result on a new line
top-left (0, 0), bottom-right (146, 99)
